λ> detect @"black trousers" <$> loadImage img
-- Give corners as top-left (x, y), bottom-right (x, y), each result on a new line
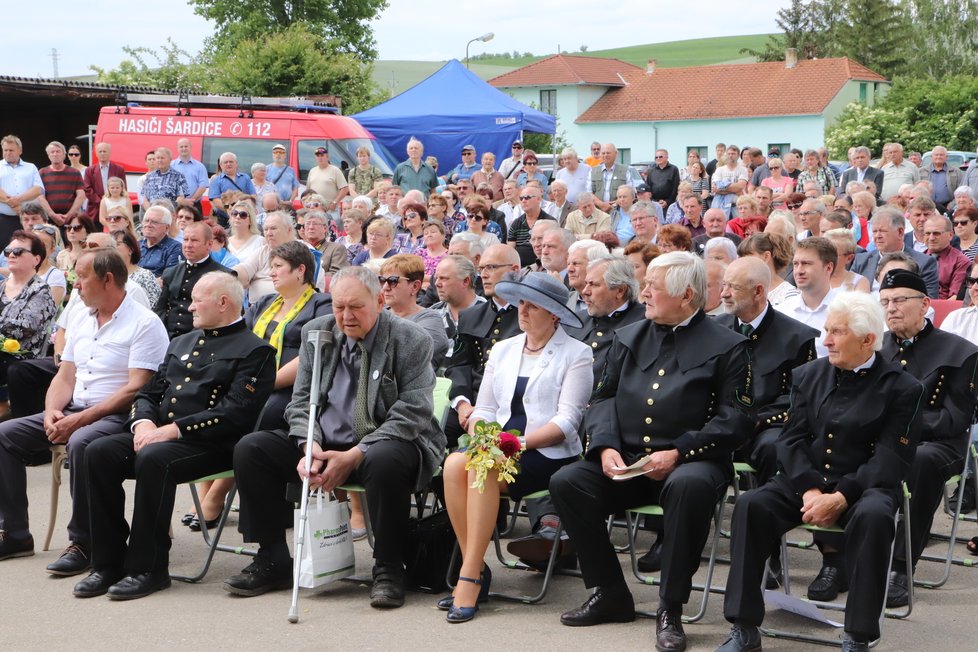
top-left (895, 439), bottom-right (964, 566)
top-left (233, 430), bottom-right (420, 567)
top-left (723, 475), bottom-right (898, 641)
top-left (550, 457), bottom-right (731, 605)
top-left (86, 432), bottom-right (233, 572)
top-left (7, 357), bottom-right (57, 418)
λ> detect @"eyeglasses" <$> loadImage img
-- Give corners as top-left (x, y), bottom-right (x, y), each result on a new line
top-left (65, 224), bottom-right (85, 232)
top-left (105, 215), bottom-right (127, 223)
top-left (879, 295), bottom-right (926, 308)
top-left (477, 263), bottom-right (511, 274)
top-left (953, 219), bottom-right (972, 226)
top-left (468, 215), bottom-right (485, 221)
top-left (230, 211), bottom-right (251, 218)
top-left (965, 277), bottom-right (978, 287)
top-left (798, 210), bottom-right (820, 216)
top-left (32, 224), bottom-right (57, 235)
top-left (305, 202), bottom-right (322, 207)
top-left (518, 195), bottom-right (538, 201)
top-left (3, 246), bottom-right (28, 257)
top-left (68, 152), bottom-right (80, 157)
top-left (524, 161), bottom-right (538, 166)
top-left (378, 275), bottom-right (409, 287)
top-left (142, 219), bottom-right (165, 227)
top-left (405, 212), bottom-right (420, 219)
top-left (654, 155), bottom-right (665, 159)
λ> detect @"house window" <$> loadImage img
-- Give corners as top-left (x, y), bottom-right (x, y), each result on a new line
top-left (768, 143), bottom-right (791, 157)
top-left (859, 83), bottom-right (868, 104)
top-left (618, 148), bottom-right (631, 165)
top-left (540, 89), bottom-right (557, 116)
top-left (687, 146), bottom-right (708, 161)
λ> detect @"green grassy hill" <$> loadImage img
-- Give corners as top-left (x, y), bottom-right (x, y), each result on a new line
top-left (371, 34), bottom-right (774, 98)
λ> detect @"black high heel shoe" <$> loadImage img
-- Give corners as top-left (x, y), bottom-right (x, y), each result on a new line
top-left (188, 516), bottom-right (220, 532)
top-left (180, 513), bottom-right (195, 526)
top-left (437, 564), bottom-right (492, 611)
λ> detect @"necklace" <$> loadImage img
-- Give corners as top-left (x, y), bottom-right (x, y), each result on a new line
top-left (524, 341), bottom-right (546, 353)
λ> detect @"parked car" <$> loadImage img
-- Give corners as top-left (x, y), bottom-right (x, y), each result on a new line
top-left (921, 150), bottom-right (977, 171)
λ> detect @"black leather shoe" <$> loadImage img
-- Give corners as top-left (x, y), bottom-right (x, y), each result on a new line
top-left (716, 623), bottom-right (762, 651)
top-left (107, 570), bottom-right (171, 601)
top-left (224, 558), bottom-right (292, 597)
top-left (0, 531), bottom-right (34, 561)
top-left (46, 543), bottom-right (91, 576)
top-left (886, 570), bottom-right (909, 608)
top-left (637, 538), bottom-right (663, 573)
top-left (841, 634), bottom-right (870, 651)
top-left (656, 608), bottom-right (687, 651)
top-left (188, 516), bottom-right (220, 532)
top-left (73, 568), bottom-right (125, 598)
top-left (370, 563), bottom-right (406, 608)
top-left (807, 565), bottom-right (847, 602)
top-left (560, 587), bottom-right (636, 627)
top-left (180, 512), bottom-right (195, 526)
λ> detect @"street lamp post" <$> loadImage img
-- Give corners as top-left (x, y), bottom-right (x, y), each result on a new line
top-left (466, 32), bottom-right (495, 69)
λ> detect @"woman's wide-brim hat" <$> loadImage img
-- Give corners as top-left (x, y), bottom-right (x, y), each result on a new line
top-left (494, 271), bottom-right (583, 328)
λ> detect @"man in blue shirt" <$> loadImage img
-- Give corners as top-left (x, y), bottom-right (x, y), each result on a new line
top-left (140, 148), bottom-right (189, 212)
top-left (173, 138), bottom-right (209, 210)
top-left (446, 145), bottom-right (479, 184)
top-left (209, 152), bottom-right (256, 217)
top-left (267, 143), bottom-right (299, 202)
top-left (138, 206), bottom-right (183, 277)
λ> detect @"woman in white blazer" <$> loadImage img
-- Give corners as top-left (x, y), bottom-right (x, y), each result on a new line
top-left (439, 272), bottom-right (593, 623)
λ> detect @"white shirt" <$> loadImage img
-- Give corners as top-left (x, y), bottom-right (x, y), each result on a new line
top-left (62, 294), bottom-right (169, 408)
top-left (775, 287), bottom-right (840, 357)
top-left (941, 306), bottom-right (978, 341)
top-left (555, 165), bottom-right (592, 203)
top-left (0, 159), bottom-right (44, 216)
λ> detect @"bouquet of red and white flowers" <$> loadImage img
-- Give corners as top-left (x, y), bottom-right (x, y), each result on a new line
top-left (459, 421), bottom-right (524, 492)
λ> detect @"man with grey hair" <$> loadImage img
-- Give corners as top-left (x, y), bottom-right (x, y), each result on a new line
top-left (924, 213), bottom-right (970, 299)
top-left (547, 179), bottom-right (575, 226)
top-left (850, 206), bottom-right (939, 297)
top-left (431, 254), bottom-right (484, 349)
top-left (418, 232), bottom-right (485, 308)
top-left (82, 141), bottom-right (124, 224)
top-left (138, 205), bottom-right (182, 277)
top-left (920, 146), bottom-right (963, 214)
top-left (555, 147), bottom-right (591, 203)
top-left (629, 200), bottom-right (660, 244)
top-left (38, 140), bottom-right (85, 226)
top-left (565, 239), bottom-right (608, 311)
top-left (704, 259), bottom-right (727, 315)
top-left (590, 143), bottom-right (631, 213)
top-left (520, 218), bottom-right (559, 273)
top-left (703, 237), bottom-right (739, 265)
top-left (797, 198), bottom-right (827, 240)
top-left (839, 146), bottom-right (883, 201)
top-left (540, 227), bottom-right (576, 279)
top-left (226, 265), bottom-right (443, 609)
top-left (880, 142), bottom-right (921, 201)
top-left (693, 207), bottom-right (741, 255)
top-left (76, 271), bottom-right (275, 600)
top-left (609, 185), bottom-right (638, 245)
top-left (392, 137), bottom-right (437, 199)
top-left (173, 138), bottom-right (209, 210)
top-left (644, 148), bottom-right (680, 211)
top-left (209, 152), bottom-right (256, 218)
top-left (719, 291), bottom-right (923, 652)
top-left (552, 251), bottom-right (753, 650)
top-left (140, 147), bottom-right (188, 214)
top-left (564, 192), bottom-right (611, 239)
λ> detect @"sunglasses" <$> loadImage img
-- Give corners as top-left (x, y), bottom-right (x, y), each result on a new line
top-left (378, 275), bottom-right (409, 287)
top-left (953, 219), bottom-right (972, 226)
top-left (305, 202), bottom-right (322, 208)
top-left (32, 224), bottom-right (57, 235)
top-left (314, 151), bottom-right (327, 156)
top-left (786, 203), bottom-right (803, 210)
top-left (462, 151), bottom-right (474, 155)
top-left (468, 215), bottom-right (485, 221)
top-left (65, 224), bottom-right (85, 232)
top-left (512, 145), bottom-right (523, 149)
top-left (965, 277), bottom-right (978, 287)
top-left (3, 246), bottom-right (28, 257)
top-left (230, 211), bottom-right (251, 218)
top-left (524, 160), bottom-right (538, 165)
top-left (68, 152), bottom-right (80, 157)
top-left (105, 215), bottom-right (127, 223)
top-left (519, 195), bottom-right (539, 201)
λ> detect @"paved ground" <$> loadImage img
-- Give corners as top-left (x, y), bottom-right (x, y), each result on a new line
top-left (2, 464), bottom-right (976, 651)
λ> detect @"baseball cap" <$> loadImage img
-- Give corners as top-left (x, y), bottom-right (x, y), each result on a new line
top-left (636, 183), bottom-right (651, 194)
top-left (272, 143), bottom-right (286, 151)
top-left (462, 144), bottom-right (475, 153)
top-left (512, 140), bottom-right (523, 148)
top-left (314, 147), bottom-right (328, 155)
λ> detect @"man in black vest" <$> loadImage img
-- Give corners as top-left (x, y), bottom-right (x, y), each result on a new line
top-left (551, 252), bottom-right (753, 652)
top-left (155, 222), bottom-right (233, 339)
top-left (718, 291), bottom-right (923, 652)
top-left (74, 272), bottom-right (275, 600)
top-left (878, 270), bottom-right (978, 607)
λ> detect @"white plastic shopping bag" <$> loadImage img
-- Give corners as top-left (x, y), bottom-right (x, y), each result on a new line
top-left (293, 490), bottom-right (355, 588)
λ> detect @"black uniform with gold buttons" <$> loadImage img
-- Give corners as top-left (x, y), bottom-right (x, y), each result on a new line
top-left (154, 256), bottom-right (233, 339)
top-left (551, 310), bottom-right (754, 606)
top-left (86, 320), bottom-right (275, 575)
top-left (881, 320), bottom-right (978, 567)
top-left (715, 305), bottom-right (818, 479)
top-left (443, 300), bottom-right (520, 435)
top-left (567, 300), bottom-right (645, 386)
top-left (723, 356), bottom-right (923, 642)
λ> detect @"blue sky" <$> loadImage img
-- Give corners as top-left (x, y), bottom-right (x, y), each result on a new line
top-left (7, 1), bottom-right (792, 78)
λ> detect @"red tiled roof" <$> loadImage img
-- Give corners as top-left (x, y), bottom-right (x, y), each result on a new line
top-left (575, 57), bottom-right (889, 123)
top-left (488, 54), bottom-right (643, 88)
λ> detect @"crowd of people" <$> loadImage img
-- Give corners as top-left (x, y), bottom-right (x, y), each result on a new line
top-left (3, 130), bottom-right (978, 651)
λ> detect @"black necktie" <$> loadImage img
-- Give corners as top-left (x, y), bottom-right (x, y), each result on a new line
top-left (740, 323), bottom-right (754, 337)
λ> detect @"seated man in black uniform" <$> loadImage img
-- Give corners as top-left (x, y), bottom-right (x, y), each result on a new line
top-left (224, 266), bottom-right (444, 609)
top-left (74, 271), bottom-right (275, 600)
top-left (551, 251), bottom-right (753, 652)
top-left (877, 269), bottom-right (978, 607)
top-left (718, 291), bottom-right (924, 652)
top-left (155, 221), bottom-right (233, 339)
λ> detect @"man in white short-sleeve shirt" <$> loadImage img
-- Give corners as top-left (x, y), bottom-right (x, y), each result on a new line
top-left (0, 248), bottom-right (168, 576)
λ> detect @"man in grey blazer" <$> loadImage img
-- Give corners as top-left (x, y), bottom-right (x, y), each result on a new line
top-left (838, 146), bottom-right (884, 201)
top-left (225, 266), bottom-right (444, 608)
top-left (850, 206), bottom-right (939, 298)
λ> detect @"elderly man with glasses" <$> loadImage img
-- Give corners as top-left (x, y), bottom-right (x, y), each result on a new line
top-left (138, 206), bottom-right (183, 278)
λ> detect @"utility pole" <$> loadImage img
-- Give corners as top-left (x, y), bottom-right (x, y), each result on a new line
top-left (50, 48), bottom-right (60, 78)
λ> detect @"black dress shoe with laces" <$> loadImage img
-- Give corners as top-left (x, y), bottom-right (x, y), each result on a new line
top-left (655, 608), bottom-right (687, 652)
top-left (637, 538), bottom-right (663, 573)
top-left (560, 587), bottom-right (636, 627)
top-left (107, 570), bottom-right (172, 601)
top-left (224, 558), bottom-right (292, 597)
top-left (807, 565), bottom-right (847, 602)
top-left (370, 563), bottom-right (406, 609)
top-left (715, 623), bottom-right (762, 652)
top-left (46, 543), bottom-right (91, 576)
top-left (886, 570), bottom-right (909, 608)
top-left (73, 568), bottom-right (125, 598)
top-left (0, 531), bottom-right (34, 561)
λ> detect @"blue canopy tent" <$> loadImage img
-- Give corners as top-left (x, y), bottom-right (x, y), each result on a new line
top-left (352, 59), bottom-right (556, 177)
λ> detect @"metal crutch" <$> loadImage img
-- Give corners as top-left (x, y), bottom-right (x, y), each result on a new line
top-left (288, 329), bottom-right (331, 623)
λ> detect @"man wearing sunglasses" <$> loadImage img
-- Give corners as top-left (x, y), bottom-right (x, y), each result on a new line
top-left (306, 147), bottom-right (348, 218)
top-left (499, 140), bottom-right (525, 181)
top-left (208, 152), bottom-right (256, 224)
top-left (876, 269), bottom-right (978, 608)
top-left (446, 145), bottom-right (479, 185)
top-left (38, 141), bottom-right (85, 227)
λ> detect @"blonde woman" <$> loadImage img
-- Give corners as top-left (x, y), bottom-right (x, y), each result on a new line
top-left (227, 200), bottom-right (263, 261)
